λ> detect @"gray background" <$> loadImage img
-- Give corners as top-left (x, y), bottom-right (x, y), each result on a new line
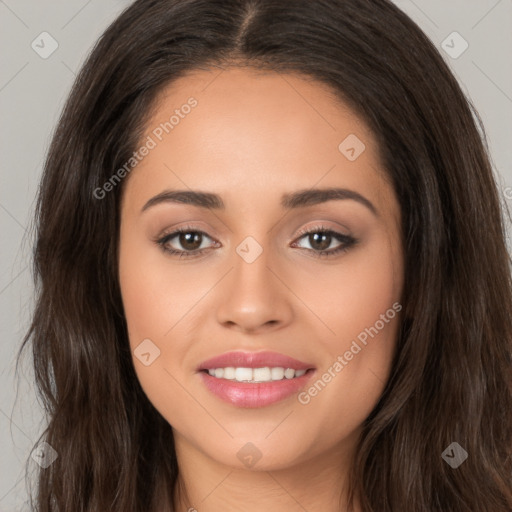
top-left (1, 0), bottom-right (511, 509)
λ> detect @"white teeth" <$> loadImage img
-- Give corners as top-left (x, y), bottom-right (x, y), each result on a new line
top-left (271, 367), bottom-right (284, 380)
top-left (253, 367), bottom-right (271, 381)
top-left (284, 368), bottom-right (295, 379)
top-left (223, 367), bottom-right (236, 379)
top-left (205, 366), bottom-right (308, 382)
top-left (235, 367), bottom-right (253, 382)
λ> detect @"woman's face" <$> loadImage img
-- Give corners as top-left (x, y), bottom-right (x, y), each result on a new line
top-left (118, 67), bottom-right (404, 471)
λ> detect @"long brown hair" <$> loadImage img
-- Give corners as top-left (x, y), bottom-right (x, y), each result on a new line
top-left (17, 0), bottom-right (512, 510)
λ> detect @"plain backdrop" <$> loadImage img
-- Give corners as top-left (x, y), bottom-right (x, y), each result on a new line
top-left (1, 0), bottom-right (511, 509)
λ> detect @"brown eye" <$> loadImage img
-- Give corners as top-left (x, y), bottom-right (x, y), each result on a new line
top-left (307, 232), bottom-right (332, 251)
top-left (156, 227), bottom-right (219, 258)
top-left (178, 231), bottom-right (203, 251)
top-left (292, 227), bottom-right (357, 257)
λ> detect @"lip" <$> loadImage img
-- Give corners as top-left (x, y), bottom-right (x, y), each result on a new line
top-left (197, 350), bottom-right (314, 371)
top-left (197, 351), bottom-right (316, 408)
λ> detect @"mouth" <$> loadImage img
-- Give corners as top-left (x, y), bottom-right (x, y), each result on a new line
top-left (196, 351), bottom-right (316, 408)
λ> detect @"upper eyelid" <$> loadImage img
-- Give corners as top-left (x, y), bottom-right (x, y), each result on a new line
top-left (158, 226), bottom-right (213, 241)
top-left (158, 227), bottom-right (215, 245)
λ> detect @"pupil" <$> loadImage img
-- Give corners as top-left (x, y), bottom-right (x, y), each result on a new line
top-left (310, 233), bottom-right (330, 251)
top-left (180, 232), bottom-right (201, 250)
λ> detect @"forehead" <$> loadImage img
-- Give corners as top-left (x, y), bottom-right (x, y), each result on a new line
top-left (144, 66), bottom-right (374, 164)
top-left (122, 67), bottom-right (395, 219)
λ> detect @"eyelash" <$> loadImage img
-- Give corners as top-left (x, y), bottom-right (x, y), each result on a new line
top-left (155, 224), bottom-right (357, 259)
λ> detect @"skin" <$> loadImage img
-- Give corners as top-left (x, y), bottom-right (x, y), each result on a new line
top-left (118, 67), bottom-right (404, 512)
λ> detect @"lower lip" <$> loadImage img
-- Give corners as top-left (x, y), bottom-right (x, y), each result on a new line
top-left (198, 370), bottom-right (315, 408)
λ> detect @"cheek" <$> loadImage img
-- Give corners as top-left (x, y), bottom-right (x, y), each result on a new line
top-left (118, 228), bottom-right (205, 345)
top-left (292, 231), bottom-right (402, 349)
top-left (295, 236), bottom-right (402, 427)
top-left (118, 227), bottom-right (220, 391)
top-left (118, 234), bottom-right (202, 423)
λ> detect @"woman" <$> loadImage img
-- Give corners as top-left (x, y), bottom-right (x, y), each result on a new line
top-left (19, 0), bottom-right (512, 510)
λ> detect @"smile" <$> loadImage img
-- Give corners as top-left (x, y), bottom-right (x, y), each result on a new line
top-left (196, 351), bottom-right (316, 407)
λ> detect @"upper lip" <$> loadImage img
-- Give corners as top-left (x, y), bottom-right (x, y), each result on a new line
top-left (197, 351), bottom-right (315, 371)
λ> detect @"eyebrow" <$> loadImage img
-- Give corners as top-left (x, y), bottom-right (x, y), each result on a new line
top-left (141, 188), bottom-right (378, 216)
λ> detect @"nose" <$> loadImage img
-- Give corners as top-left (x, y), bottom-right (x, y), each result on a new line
top-left (215, 247), bottom-right (294, 334)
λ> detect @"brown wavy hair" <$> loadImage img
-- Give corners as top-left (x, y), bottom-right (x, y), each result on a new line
top-left (17, 0), bottom-right (512, 510)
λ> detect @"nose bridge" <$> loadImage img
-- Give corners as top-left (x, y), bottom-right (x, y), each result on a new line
top-left (214, 233), bottom-right (294, 332)
top-left (233, 237), bottom-right (272, 295)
